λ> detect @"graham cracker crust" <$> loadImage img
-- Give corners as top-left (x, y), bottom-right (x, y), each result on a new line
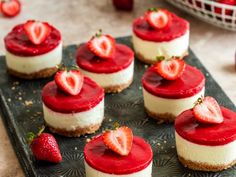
top-left (136, 50), bottom-right (189, 65)
top-left (145, 107), bottom-right (176, 123)
top-left (104, 78), bottom-right (133, 93)
top-left (46, 123), bottom-right (102, 137)
top-left (178, 155), bottom-right (236, 172)
top-left (7, 67), bottom-right (58, 80)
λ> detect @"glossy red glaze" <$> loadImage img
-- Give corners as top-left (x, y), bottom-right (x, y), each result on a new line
top-left (4, 24), bottom-right (61, 56)
top-left (84, 135), bottom-right (153, 174)
top-left (76, 43), bottom-right (134, 73)
top-left (42, 77), bottom-right (104, 113)
top-left (175, 107), bottom-right (236, 146)
top-left (142, 65), bottom-right (205, 99)
top-left (133, 13), bottom-right (189, 42)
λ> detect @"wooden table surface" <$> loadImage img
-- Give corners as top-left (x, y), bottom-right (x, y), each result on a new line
top-left (0, 0), bottom-right (235, 176)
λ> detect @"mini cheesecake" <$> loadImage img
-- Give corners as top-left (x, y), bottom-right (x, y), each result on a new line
top-left (4, 20), bottom-right (62, 79)
top-left (175, 106), bottom-right (236, 171)
top-left (42, 73), bottom-right (104, 137)
top-left (132, 8), bottom-right (189, 64)
top-left (84, 135), bottom-right (153, 177)
top-left (142, 64), bottom-right (205, 122)
top-left (76, 31), bottom-right (134, 93)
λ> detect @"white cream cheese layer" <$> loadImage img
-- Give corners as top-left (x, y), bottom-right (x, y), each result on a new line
top-left (43, 98), bottom-right (104, 131)
top-left (85, 161), bottom-right (152, 177)
top-left (6, 41), bottom-right (62, 74)
top-left (175, 132), bottom-right (236, 165)
top-left (79, 60), bottom-right (134, 88)
top-left (143, 87), bottom-right (205, 117)
top-left (132, 31), bottom-right (189, 62)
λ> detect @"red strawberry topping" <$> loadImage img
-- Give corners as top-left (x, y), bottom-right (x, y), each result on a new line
top-left (28, 128), bottom-right (62, 163)
top-left (193, 96), bottom-right (224, 124)
top-left (55, 69), bottom-right (84, 96)
top-left (154, 57), bottom-right (186, 80)
top-left (0, 0), bottom-right (21, 17)
top-left (23, 20), bottom-right (52, 45)
top-left (103, 126), bottom-right (133, 156)
top-left (87, 30), bottom-right (116, 59)
top-left (145, 8), bottom-right (170, 29)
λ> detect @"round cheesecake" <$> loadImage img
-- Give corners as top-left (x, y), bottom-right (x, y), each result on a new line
top-left (142, 64), bottom-right (205, 122)
top-left (132, 11), bottom-right (189, 64)
top-left (84, 135), bottom-right (153, 177)
top-left (42, 77), bottom-right (104, 137)
top-left (175, 107), bottom-right (236, 171)
top-left (76, 43), bottom-right (134, 93)
top-left (4, 23), bottom-right (62, 79)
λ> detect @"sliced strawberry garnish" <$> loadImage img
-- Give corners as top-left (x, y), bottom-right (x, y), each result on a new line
top-left (1, 0), bottom-right (21, 17)
top-left (155, 57), bottom-right (186, 80)
top-left (55, 69), bottom-right (84, 96)
top-left (23, 20), bottom-right (52, 45)
top-left (145, 8), bottom-right (170, 29)
top-left (193, 96), bottom-right (224, 124)
top-left (103, 126), bottom-right (133, 156)
top-left (87, 30), bottom-right (116, 59)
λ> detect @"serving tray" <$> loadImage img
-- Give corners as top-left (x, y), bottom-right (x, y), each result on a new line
top-left (0, 36), bottom-right (236, 177)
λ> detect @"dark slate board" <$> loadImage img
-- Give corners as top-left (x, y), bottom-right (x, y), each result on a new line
top-left (0, 36), bottom-right (235, 177)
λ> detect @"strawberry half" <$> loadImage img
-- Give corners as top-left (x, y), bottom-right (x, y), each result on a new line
top-left (23, 20), bottom-right (52, 45)
top-left (103, 126), bottom-right (133, 156)
top-left (87, 30), bottom-right (116, 59)
top-left (1, 0), bottom-right (21, 17)
top-left (155, 57), bottom-right (186, 80)
top-left (193, 96), bottom-right (224, 124)
top-left (55, 69), bottom-right (84, 96)
top-left (145, 8), bottom-right (170, 29)
top-left (28, 128), bottom-right (62, 163)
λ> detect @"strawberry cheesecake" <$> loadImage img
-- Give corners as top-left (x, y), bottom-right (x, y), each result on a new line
top-left (142, 58), bottom-right (205, 122)
top-left (76, 30), bottom-right (134, 93)
top-left (132, 8), bottom-right (189, 64)
top-left (84, 126), bottom-right (153, 177)
top-left (4, 20), bottom-right (62, 79)
top-left (42, 69), bottom-right (105, 137)
top-left (175, 96), bottom-right (236, 171)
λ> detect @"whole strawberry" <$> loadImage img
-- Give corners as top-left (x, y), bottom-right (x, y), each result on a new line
top-left (28, 127), bottom-right (62, 163)
top-left (112, 0), bottom-right (133, 11)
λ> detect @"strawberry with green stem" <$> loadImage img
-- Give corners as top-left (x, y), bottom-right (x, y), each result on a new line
top-left (87, 29), bottom-right (116, 59)
top-left (28, 126), bottom-right (62, 163)
top-left (154, 57), bottom-right (186, 80)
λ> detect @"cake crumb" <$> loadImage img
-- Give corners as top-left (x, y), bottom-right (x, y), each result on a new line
top-left (86, 138), bottom-right (91, 142)
top-left (108, 118), bottom-right (112, 122)
top-left (25, 100), bottom-right (33, 106)
top-left (74, 147), bottom-right (78, 150)
top-left (163, 140), bottom-right (167, 144)
top-left (18, 97), bottom-right (22, 101)
top-left (7, 98), bottom-right (11, 102)
top-left (11, 87), bottom-right (16, 90)
top-left (144, 65), bottom-right (148, 68)
top-left (18, 92), bottom-right (22, 95)
top-left (157, 143), bottom-right (161, 146)
top-left (139, 86), bottom-right (142, 90)
top-left (36, 112), bottom-right (42, 115)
